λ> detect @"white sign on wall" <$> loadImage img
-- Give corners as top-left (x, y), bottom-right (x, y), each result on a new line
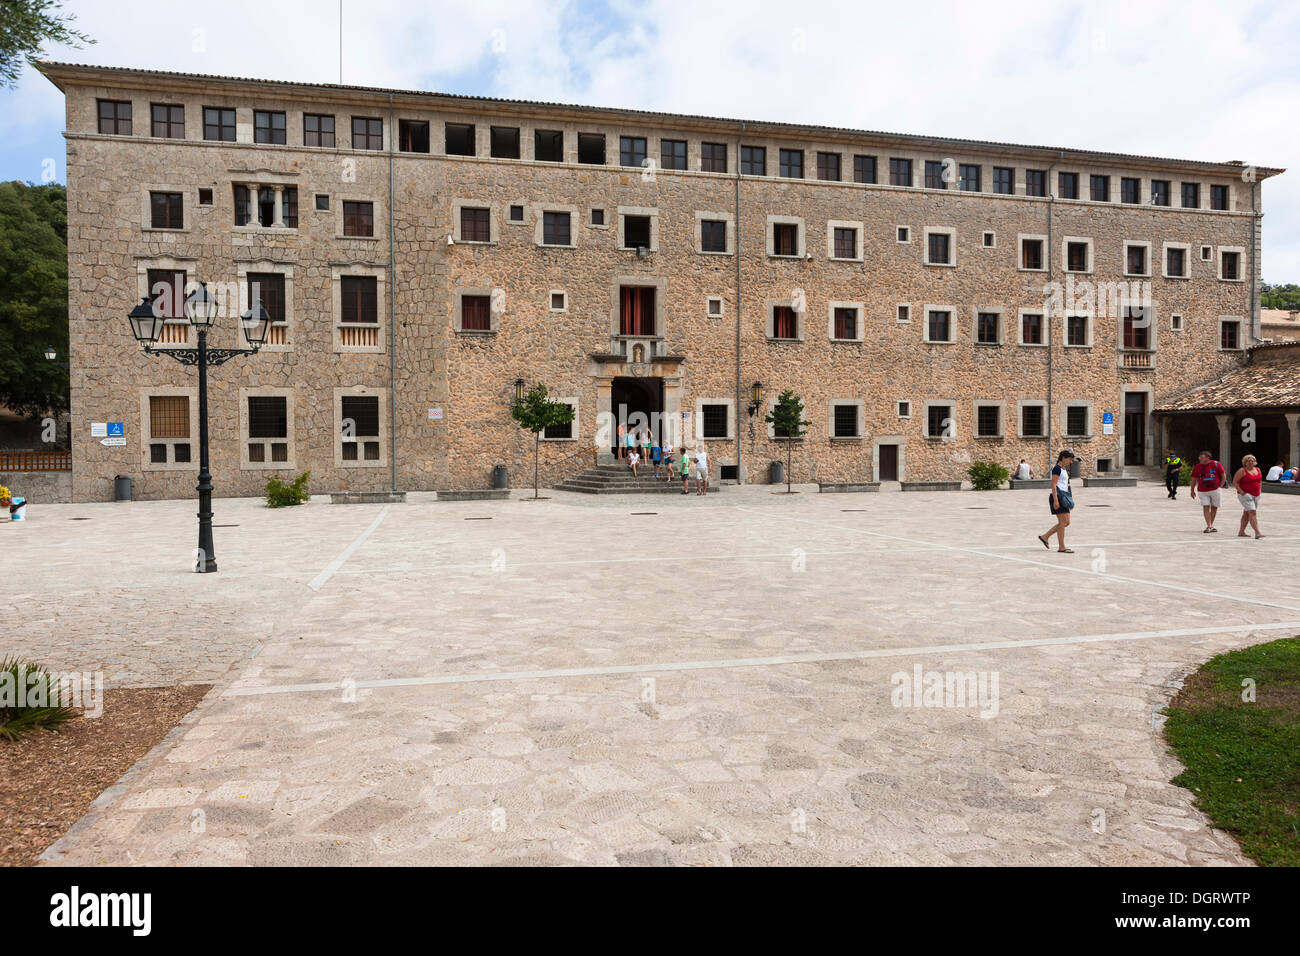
top-left (90, 422), bottom-right (107, 437)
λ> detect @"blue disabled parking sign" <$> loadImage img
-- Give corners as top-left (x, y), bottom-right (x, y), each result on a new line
top-left (107, 422), bottom-right (124, 437)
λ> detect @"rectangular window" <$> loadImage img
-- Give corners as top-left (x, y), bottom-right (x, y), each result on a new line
top-left (280, 187), bottom-right (298, 228)
top-left (620, 136), bottom-right (647, 168)
top-left (853, 155), bottom-right (877, 184)
top-left (1066, 406), bottom-right (1088, 437)
top-left (1066, 315), bottom-right (1089, 346)
top-left (1021, 238), bottom-right (1044, 270)
top-left (816, 152), bottom-right (841, 181)
top-left (247, 273), bottom-right (286, 329)
top-left (460, 207), bottom-right (490, 243)
top-left (1025, 169), bottom-right (1046, 196)
top-left (701, 219), bottom-right (727, 253)
top-left (98, 99), bottom-right (133, 135)
top-left (927, 310), bottom-right (951, 342)
top-left (1058, 172), bottom-right (1079, 199)
top-left (352, 116), bottom-right (383, 150)
top-left (489, 125), bottom-right (520, 159)
top-left (833, 307), bottom-right (857, 341)
top-left (1090, 174), bottom-right (1110, 202)
top-left (340, 276), bottom-right (378, 325)
top-left (924, 160), bottom-right (947, 189)
top-left (340, 396), bottom-right (380, 461)
top-left (1211, 185), bottom-right (1229, 210)
top-left (977, 312), bottom-right (999, 344)
top-left (1126, 244), bottom-right (1148, 275)
top-left (1021, 405), bottom-right (1044, 437)
top-left (444, 123), bottom-right (474, 156)
top-left (701, 142), bottom-right (727, 173)
top-left (897, 304), bottom-right (910, 323)
top-left (619, 286), bottom-right (656, 336)
top-left (150, 191), bottom-right (183, 229)
top-left (203, 107), bottom-right (235, 141)
top-left (1121, 177), bottom-right (1140, 204)
top-left (1066, 241), bottom-right (1089, 272)
top-left (927, 405), bottom-right (952, 438)
top-left (1021, 312), bottom-right (1044, 345)
top-left (1167, 246), bottom-right (1187, 277)
top-left (1221, 320), bottom-right (1241, 350)
top-left (1150, 180), bottom-right (1170, 206)
top-left (1123, 307), bottom-right (1150, 350)
top-left (149, 395), bottom-right (190, 463)
top-left (833, 227), bottom-right (857, 259)
top-left (304, 113), bottom-right (335, 147)
top-left (146, 269), bottom-right (186, 320)
top-left (399, 120), bottom-right (431, 153)
top-left (460, 294), bottom-right (492, 331)
top-left (150, 103), bottom-right (183, 138)
top-left (889, 158), bottom-right (913, 187)
top-left (623, 215), bottom-right (651, 249)
top-left (543, 211), bottom-right (571, 246)
top-left (535, 129), bottom-right (563, 162)
top-left (833, 404), bottom-right (859, 438)
top-left (772, 222), bottom-right (798, 257)
top-left (343, 201), bottom-right (374, 237)
top-left (959, 164), bottom-right (981, 191)
top-left (254, 110), bottom-right (286, 145)
top-left (577, 133), bottom-right (606, 164)
top-left (660, 139), bottom-right (687, 170)
top-left (247, 396), bottom-right (288, 464)
top-left (591, 208), bottom-right (604, 226)
top-left (199, 188), bottom-right (212, 205)
top-left (543, 408), bottom-right (574, 440)
top-left (778, 148), bottom-right (803, 179)
top-left (509, 204), bottom-right (523, 221)
top-left (927, 232), bottom-right (951, 265)
top-left (740, 145), bottom-right (766, 176)
top-left (702, 404), bottom-right (729, 439)
top-left (976, 405), bottom-right (1000, 438)
top-left (992, 167), bottom-right (1014, 194)
top-left (771, 306), bottom-right (798, 340)
top-left (1181, 182), bottom-right (1200, 208)
top-left (1221, 251), bottom-right (1241, 280)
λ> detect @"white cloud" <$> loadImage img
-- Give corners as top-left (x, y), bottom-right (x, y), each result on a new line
top-left (5, 0), bottom-right (1297, 277)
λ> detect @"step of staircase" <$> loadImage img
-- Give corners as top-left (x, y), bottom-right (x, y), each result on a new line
top-left (556, 465), bottom-right (722, 494)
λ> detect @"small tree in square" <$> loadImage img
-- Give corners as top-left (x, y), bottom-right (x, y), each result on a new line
top-left (764, 389), bottom-right (811, 494)
top-left (511, 383), bottom-right (575, 499)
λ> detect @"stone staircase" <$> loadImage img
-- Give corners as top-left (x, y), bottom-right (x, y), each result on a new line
top-left (556, 461), bottom-right (723, 495)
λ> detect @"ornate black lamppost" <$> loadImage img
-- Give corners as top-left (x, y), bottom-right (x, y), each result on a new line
top-left (127, 282), bottom-right (270, 572)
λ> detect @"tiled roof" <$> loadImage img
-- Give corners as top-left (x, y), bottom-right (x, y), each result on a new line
top-left (1157, 358), bottom-right (1300, 412)
top-left (33, 61), bottom-right (1286, 177)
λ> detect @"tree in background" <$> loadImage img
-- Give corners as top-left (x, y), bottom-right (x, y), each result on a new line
top-left (0, 181), bottom-right (69, 416)
top-left (510, 383), bottom-right (575, 499)
top-left (1261, 283), bottom-right (1300, 311)
top-left (0, 0), bottom-right (93, 88)
top-left (764, 389), bottom-right (811, 494)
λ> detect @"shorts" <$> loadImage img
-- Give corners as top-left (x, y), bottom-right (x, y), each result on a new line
top-left (1197, 489), bottom-right (1222, 507)
top-left (1237, 493), bottom-right (1259, 512)
top-left (1049, 490), bottom-right (1073, 515)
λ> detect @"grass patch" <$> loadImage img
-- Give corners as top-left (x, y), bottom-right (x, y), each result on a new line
top-left (1163, 636), bottom-right (1300, 866)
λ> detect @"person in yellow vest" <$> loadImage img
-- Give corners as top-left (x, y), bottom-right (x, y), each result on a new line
top-left (1163, 450), bottom-right (1183, 500)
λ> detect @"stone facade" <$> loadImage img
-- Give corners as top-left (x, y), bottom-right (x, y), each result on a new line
top-left (40, 62), bottom-right (1281, 500)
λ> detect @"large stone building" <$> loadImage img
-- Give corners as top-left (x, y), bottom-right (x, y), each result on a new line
top-left (38, 62), bottom-right (1283, 500)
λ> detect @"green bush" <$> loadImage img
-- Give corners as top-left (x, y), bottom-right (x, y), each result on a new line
top-left (0, 658), bottom-right (79, 740)
top-left (265, 470), bottom-right (310, 508)
top-left (1178, 462), bottom-right (1192, 488)
top-left (967, 460), bottom-right (1010, 491)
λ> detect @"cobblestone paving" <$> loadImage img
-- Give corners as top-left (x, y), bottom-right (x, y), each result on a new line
top-left (12, 484), bottom-right (1299, 865)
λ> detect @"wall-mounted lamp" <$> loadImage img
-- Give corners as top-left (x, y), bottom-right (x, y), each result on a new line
top-left (514, 378), bottom-right (526, 405)
top-left (747, 380), bottom-right (764, 417)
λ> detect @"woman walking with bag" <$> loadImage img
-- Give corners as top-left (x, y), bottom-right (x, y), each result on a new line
top-left (1233, 454), bottom-right (1265, 539)
top-left (1038, 450), bottom-right (1076, 553)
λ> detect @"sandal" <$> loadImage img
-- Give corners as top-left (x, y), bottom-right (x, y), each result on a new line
top-left (1057, 548), bottom-right (1074, 553)
top-left (1037, 535), bottom-right (1050, 550)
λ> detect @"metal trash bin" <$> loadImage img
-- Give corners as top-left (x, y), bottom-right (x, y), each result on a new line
top-left (1068, 460), bottom-right (1081, 479)
top-left (114, 475), bottom-right (132, 501)
top-left (770, 461), bottom-right (785, 485)
top-left (492, 464), bottom-right (508, 489)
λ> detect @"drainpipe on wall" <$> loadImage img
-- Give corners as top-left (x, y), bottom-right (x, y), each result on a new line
top-left (388, 93), bottom-right (398, 492)
top-left (1250, 178), bottom-right (1260, 343)
top-left (735, 120), bottom-right (745, 482)
top-left (1045, 150), bottom-right (1061, 471)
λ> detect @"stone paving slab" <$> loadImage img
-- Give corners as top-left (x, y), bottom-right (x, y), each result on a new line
top-left (9, 483), bottom-right (1298, 865)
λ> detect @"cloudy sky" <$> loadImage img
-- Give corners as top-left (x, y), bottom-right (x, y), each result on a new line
top-left (4, 0), bottom-right (1296, 280)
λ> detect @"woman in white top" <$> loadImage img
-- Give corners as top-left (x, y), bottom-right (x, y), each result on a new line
top-left (1038, 450), bottom-right (1076, 553)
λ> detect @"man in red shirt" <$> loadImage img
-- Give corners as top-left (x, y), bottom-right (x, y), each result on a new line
top-left (1189, 449), bottom-right (1227, 533)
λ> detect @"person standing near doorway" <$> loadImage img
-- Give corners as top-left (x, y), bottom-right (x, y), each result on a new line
top-left (1232, 454), bottom-right (1265, 539)
top-left (1189, 449), bottom-right (1227, 533)
top-left (679, 447), bottom-right (691, 495)
top-left (616, 422), bottom-right (626, 460)
top-left (1038, 450), bottom-right (1076, 553)
top-left (695, 445), bottom-right (709, 496)
top-left (1163, 449), bottom-right (1183, 500)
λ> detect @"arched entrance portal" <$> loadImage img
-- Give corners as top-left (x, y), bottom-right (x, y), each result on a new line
top-left (610, 375), bottom-right (663, 453)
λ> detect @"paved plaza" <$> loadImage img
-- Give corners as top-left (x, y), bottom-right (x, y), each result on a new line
top-left (9, 483), bottom-right (1300, 866)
